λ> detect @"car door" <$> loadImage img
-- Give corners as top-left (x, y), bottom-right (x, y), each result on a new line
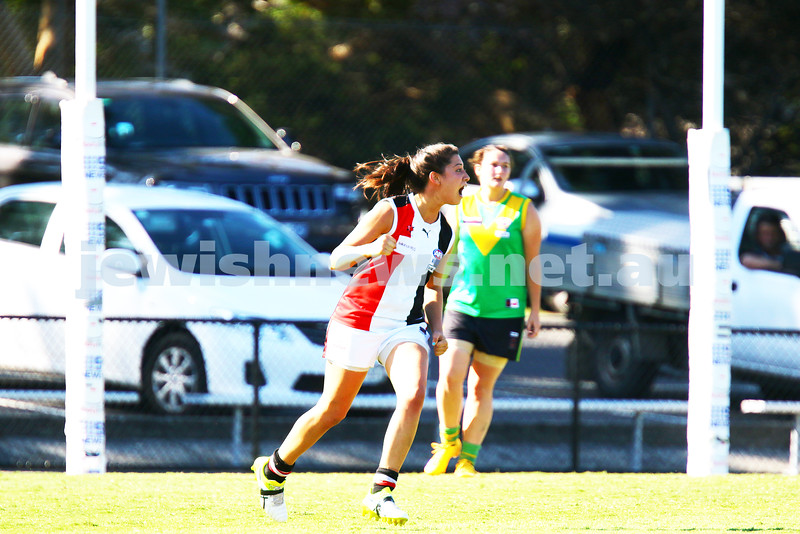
top-left (45, 210), bottom-right (160, 387)
top-left (0, 197), bottom-right (67, 376)
top-left (0, 197), bottom-right (157, 383)
top-left (731, 206), bottom-right (800, 379)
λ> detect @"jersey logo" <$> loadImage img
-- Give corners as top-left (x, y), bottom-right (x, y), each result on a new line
top-left (422, 227), bottom-right (430, 237)
top-left (395, 236), bottom-right (417, 255)
top-left (426, 248), bottom-right (444, 272)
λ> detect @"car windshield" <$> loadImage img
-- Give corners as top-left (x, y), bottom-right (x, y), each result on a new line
top-left (134, 208), bottom-right (327, 276)
top-left (542, 144), bottom-right (688, 193)
top-left (103, 94), bottom-right (277, 150)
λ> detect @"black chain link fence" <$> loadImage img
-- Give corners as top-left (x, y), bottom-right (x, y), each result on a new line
top-left (1, 316), bottom-right (798, 474)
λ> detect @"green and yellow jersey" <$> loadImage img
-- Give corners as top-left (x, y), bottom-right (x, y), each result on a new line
top-left (445, 190), bottom-right (531, 319)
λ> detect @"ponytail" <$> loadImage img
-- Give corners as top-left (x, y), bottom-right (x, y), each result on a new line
top-left (354, 143), bottom-right (459, 201)
top-left (354, 155), bottom-right (416, 201)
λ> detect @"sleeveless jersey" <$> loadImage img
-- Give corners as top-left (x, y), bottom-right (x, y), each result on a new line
top-left (332, 194), bottom-right (454, 332)
top-left (445, 190), bottom-right (531, 318)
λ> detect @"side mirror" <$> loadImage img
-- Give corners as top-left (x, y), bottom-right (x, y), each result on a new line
top-left (519, 180), bottom-right (541, 201)
top-left (102, 248), bottom-right (145, 283)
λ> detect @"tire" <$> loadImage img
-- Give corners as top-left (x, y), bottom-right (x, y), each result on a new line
top-left (565, 330), bottom-right (595, 382)
top-left (141, 331), bottom-right (206, 415)
top-left (593, 332), bottom-right (658, 398)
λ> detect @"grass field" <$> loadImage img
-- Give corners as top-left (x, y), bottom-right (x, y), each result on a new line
top-left (1, 470), bottom-right (799, 533)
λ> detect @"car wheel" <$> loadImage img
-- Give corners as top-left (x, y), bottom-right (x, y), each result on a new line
top-left (593, 332), bottom-right (658, 398)
top-left (565, 330), bottom-right (595, 382)
top-left (141, 331), bottom-right (205, 415)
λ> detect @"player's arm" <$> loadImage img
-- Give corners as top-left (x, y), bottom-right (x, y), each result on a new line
top-left (424, 239), bottom-right (455, 357)
top-left (523, 202), bottom-right (542, 338)
top-left (436, 201), bottom-right (461, 291)
top-left (329, 201), bottom-right (395, 271)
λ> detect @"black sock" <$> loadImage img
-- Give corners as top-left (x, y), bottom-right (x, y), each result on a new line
top-left (266, 448), bottom-right (294, 484)
top-left (371, 467), bottom-right (399, 494)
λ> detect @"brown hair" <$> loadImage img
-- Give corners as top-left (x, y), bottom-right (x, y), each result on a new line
top-left (354, 143), bottom-right (459, 201)
top-left (468, 144), bottom-right (512, 170)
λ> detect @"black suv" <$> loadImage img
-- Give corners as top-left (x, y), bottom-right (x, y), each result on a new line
top-left (0, 73), bottom-right (362, 251)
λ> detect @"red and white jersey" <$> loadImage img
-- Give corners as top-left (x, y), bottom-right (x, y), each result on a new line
top-left (331, 194), bottom-right (454, 332)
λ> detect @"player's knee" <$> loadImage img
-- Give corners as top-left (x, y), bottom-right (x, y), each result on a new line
top-left (443, 372), bottom-right (466, 393)
top-left (469, 381), bottom-right (496, 402)
top-left (315, 402), bottom-right (350, 429)
top-left (396, 384), bottom-right (426, 414)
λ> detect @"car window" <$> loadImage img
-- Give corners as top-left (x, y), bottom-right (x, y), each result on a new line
top-left (134, 208), bottom-right (322, 276)
top-left (541, 144), bottom-right (688, 193)
top-left (0, 200), bottom-right (56, 246)
top-left (0, 94), bottom-right (32, 145)
top-left (55, 217), bottom-right (138, 254)
top-left (517, 163), bottom-right (545, 203)
top-left (29, 98), bottom-right (62, 149)
top-left (739, 207), bottom-right (800, 257)
top-left (507, 149), bottom-right (533, 179)
top-left (103, 94), bottom-right (277, 150)
top-left (106, 218), bottom-right (135, 250)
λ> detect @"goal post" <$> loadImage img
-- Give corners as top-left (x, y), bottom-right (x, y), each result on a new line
top-left (63, 0), bottom-right (107, 475)
top-left (685, 0), bottom-right (731, 476)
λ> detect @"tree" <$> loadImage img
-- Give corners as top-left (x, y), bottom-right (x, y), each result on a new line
top-left (3, 0), bottom-right (799, 176)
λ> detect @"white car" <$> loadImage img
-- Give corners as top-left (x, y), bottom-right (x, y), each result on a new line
top-left (0, 183), bottom-right (390, 414)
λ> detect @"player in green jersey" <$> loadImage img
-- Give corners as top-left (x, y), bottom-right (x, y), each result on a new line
top-left (424, 145), bottom-right (542, 477)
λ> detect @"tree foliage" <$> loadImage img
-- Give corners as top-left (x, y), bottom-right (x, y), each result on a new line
top-left (3, 0), bottom-right (800, 175)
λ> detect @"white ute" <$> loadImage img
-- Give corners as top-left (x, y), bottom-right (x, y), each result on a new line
top-left (460, 133), bottom-right (800, 398)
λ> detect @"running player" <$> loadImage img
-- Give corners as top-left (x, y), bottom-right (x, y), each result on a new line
top-left (252, 143), bottom-right (468, 524)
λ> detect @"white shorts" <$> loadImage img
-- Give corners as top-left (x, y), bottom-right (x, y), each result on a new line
top-left (323, 320), bottom-right (431, 372)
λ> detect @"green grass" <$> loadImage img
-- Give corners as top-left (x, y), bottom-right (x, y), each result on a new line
top-left (1, 471), bottom-right (798, 533)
